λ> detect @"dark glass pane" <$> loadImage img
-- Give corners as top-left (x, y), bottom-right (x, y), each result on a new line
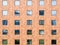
top-left (52, 40), bottom-right (56, 44)
top-left (2, 40), bottom-right (7, 44)
top-left (52, 30), bottom-right (56, 35)
top-left (39, 39), bottom-right (44, 44)
top-left (52, 20), bottom-right (56, 25)
top-left (2, 20), bottom-right (7, 25)
top-left (15, 10), bottom-right (20, 15)
top-left (27, 30), bottom-right (32, 35)
top-left (39, 20), bottom-right (44, 25)
top-left (39, 10), bottom-right (44, 15)
top-left (27, 20), bottom-right (32, 25)
top-left (15, 20), bottom-right (20, 25)
top-left (2, 30), bottom-right (8, 35)
top-left (15, 40), bottom-right (20, 44)
top-left (15, 30), bottom-right (20, 35)
top-left (27, 40), bottom-right (32, 44)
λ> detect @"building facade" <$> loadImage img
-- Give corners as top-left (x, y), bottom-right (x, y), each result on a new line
top-left (0, 0), bottom-right (60, 45)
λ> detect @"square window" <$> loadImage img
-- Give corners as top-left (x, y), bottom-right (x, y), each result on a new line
top-left (2, 30), bottom-right (8, 35)
top-left (39, 20), bottom-right (44, 25)
top-left (39, 10), bottom-right (44, 15)
top-left (52, 10), bottom-right (56, 16)
top-left (15, 10), bottom-right (20, 16)
top-left (15, 39), bottom-right (20, 44)
top-left (15, 30), bottom-right (20, 35)
top-left (27, 30), bottom-right (32, 35)
top-left (51, 20), bottom-right (56, 25)
top-left (27, 0), bottom-right (32, 6)
top-left (2, 1), bottom-right (8, 6)
top-left (39, 30), bottom-right (44, 35)
top-left (52, 0), bottom-right (56, 6)
top-left (27, 10), bottom-right (32, 16)
top-left (15, 1), bottom-right (20, 6)
top-left (2, 20), bottom-right (8, 25)
top-left (51, 40), bottom-right (56, 44)
top-left (27, 20), bottom-right (32, 25)
top-left (3, 10), bottom-right (8, 16)
top-left (15, 20), bottom-right (20, 25)
top-left (52, 30), bottom-right (56, 35)
top-left (39, 0), bottom-right (44, 6)
top-left (39, 39), bottom-right (44, 44)
top-left (2, 39), bottom-right (8, 44)
top-left (27, 39), bottom-right (32, 45)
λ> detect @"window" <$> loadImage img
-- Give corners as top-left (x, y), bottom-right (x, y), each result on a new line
top-left (15, 39), bottom-right (20, 44)
top-left (52, 0), bottom-right (56, 6)
top-left (27, 39), bottom-right (32, 45)
top-left (15, 30), bottom-right (20, 35)
top-left (3, 10), bottom-right (8, 16)
top-left (39, 39), bottom-right (44, 45)
top-left (2, 0), bottom-right (8, 6)
top-left (39, 10), bottom-right (44, 15)
top-left (39, 20), bottom-right (44, 25)
top-left (51, 20), bottom-right (56, 25)
top-left (15, 0), bottom-right (20, 6)
top-left (51, 40), bottom-right (56, 44)
top-left (2, 39), bottom-right (8, 44)
top-left (52, 10), bottom-right (56, 16)
top-left (27, 10), bottom-right (32, 16)
top-left (2, 20), bottom-right (8, 25)
top-left (52, 30), bottom-right (56, 35)
top-left (27, 0), bottom-right (32, 6)
top-left (15, 20), bottom-right (20, 25)
top-left (39, 30), bottom-right (44, 35)
top-left (15, 10), bottom-right (20, 16)
top-left (27, 30), bottom-right (32, 35)
top-left (27, 20), bottom-right (32, 25)
top-left (2, 30), bottom-right (8, 35)
top-left (39, 0), bottom-right (44, 6)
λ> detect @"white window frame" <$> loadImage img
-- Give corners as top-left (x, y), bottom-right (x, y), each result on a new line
top-left (2, 10), bottom-right (8, 16)
top-left (15, 0), bottom-right (20, 6)
top-left (2, 0), bottom-right (8, 6)
top-left (27, 0), bottom-right (32, 6)
top-left (39, 0), bottom-right (44, 6)
top-left (52, 10), bottom-right (56, 16)
top-left (27, 10), bottom-right (32, 16)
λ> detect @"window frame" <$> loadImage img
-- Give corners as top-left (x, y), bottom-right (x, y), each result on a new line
top-left (27, 10), bottom-right (32, 16)
top-left (52, 10), bottom-right (56, 16)
top-left (39, 30), bottom-right (44, 35)
top-left (39, 10), bottom-right (44, 16)
top-left (27, 39), bottom-right (32, 45)
top-left (27, 0), bottom-right (32, 6)
top-left (2, 39), bottom-right (8, 44)
top-left (14, 0), bottom-right (20, 6)
top-left (2, 20), bottom-right (8, 25)
top-left (15, 20), bottom-right (20, 25)
top-left (15, 10), bottom-right (20, 16)
top-left (2, 29), bottom-right (8, 35)
top-left (39, 39), bottom-right (44, 45)
top-left (15, 30), bottom-right (20, 35)
top-left (27, 20), bottom-right (32, 25)
top-left (15, 39), bottom-right (20, 44)
top-left (51, 39), bottom-right (56, 44)
top-left (2, 10), bottom-right (8, 16)
top-left (27, 30), bottom-right (32, 35)
top-left (51, 30), bottom-right (56, 35)
top-left (39, 20), bottom-right (44, 25)
top-left (2, 0), bottom-right (8, 6)
top-left (51, 20), bottom-right (56, 25)
top-left (39, 0), bottom-right (44, 6)
top-left (52, 0), bottom-right (56, 6)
